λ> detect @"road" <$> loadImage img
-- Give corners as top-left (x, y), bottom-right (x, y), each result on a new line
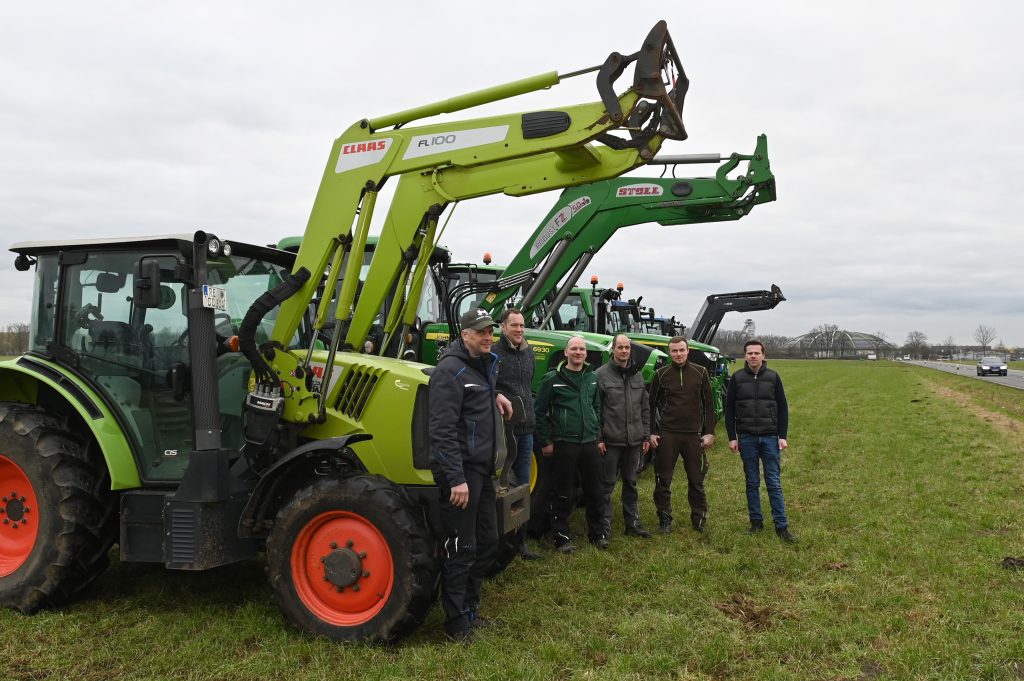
top-left (905, 360), bottom-right (1024, 390)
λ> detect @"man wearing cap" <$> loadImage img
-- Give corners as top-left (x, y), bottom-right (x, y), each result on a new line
top-left (429, 307), bottom-right (511, 642)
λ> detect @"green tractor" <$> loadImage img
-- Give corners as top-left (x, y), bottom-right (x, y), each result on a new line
top-left (1, 23), bottom-right (688, 642)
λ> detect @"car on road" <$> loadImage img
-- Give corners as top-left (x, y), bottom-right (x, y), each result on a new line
top-left (976, 356), bottom-right (1008, 376)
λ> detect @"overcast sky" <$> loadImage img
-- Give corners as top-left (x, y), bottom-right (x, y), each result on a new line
top-left (2, 2), bottom-right (1022, 348)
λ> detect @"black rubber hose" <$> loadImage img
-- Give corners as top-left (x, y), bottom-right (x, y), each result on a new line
top-left (238, 267), bottom-right (312, 386)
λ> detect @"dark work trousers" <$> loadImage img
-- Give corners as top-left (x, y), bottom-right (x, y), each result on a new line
top-left (436, 468), bottom-right (498, 635)
top-left (653, 431), bottom-right (709, 527)
top-left (549, 441), bottom-right (606, 546)
top-left (602, 444), bottom-right (642, 537)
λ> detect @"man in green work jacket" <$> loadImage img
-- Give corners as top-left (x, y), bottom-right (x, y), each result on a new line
top-left (535, 335), bottom-right (606, 553)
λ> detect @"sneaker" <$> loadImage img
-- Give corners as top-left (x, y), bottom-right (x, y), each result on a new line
top-left (747, 520), bottom-right (764, 534)
top-left (625, 525), bottom-right (652, 539)
top-left (555, 541), bottom-right (576, 554)
top-left (590, 537), bottom-right (610, 550)
top-left (776, 526), bottom-right (797, 543)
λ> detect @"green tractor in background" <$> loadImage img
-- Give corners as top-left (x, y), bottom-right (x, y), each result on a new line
top-left (0, 23), bottom-right (689, 642)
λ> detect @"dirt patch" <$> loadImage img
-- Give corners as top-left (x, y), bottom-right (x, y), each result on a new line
top-left (824, 561), bottom-right (849, 571)
top-left (714, 592), bottom-right (773, 630)
top-left (927, 382), bottom-right (1021, 433)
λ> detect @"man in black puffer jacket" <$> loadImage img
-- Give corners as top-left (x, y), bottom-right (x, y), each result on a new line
top-left (725, 339), bottom-right (796, 543)
top-left (429, 308), bottom-right (511, 642)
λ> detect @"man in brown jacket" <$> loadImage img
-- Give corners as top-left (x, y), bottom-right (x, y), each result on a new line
top-left (649, 336), bottom-right (716, 533)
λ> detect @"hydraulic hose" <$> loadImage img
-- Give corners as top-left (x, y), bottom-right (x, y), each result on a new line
top-left (238, 267), bottom-right (312, 386)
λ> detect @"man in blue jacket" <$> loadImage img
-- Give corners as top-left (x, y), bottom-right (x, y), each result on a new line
top-left (725, 340), bottom-right (796, 543)
top-left (429, 308), bottom-right (511, 641)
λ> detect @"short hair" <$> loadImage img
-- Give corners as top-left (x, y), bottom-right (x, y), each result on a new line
top-left (500, 308), bottom-right (524, 323)
top-left (668, 336), bottom-right (688, 348)
top-left (612, 334), bottom-right (631, 348)
top-left (744, 339), bottom-right (766, 352)
top-left (566, 334), bottom-right (587, 349)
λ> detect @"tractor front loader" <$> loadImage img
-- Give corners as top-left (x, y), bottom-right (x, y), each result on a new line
top-left (1, 22), bottom-right (687, 643)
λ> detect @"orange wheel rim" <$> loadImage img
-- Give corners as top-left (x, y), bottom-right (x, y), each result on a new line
top-left (530, 452), bottom-right (539, 493)
top-left (290, 510), bottom-right (394, 626)
top-left (0, 455), bottom-right (40, 577)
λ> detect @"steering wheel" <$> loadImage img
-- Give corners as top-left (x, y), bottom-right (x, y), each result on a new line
top-left (174, 313), bottom-right (237, 351)
top-left (75, 303), bottom-right (103, 329)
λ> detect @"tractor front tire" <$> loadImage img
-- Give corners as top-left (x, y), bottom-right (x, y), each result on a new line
top-left (266, 475), bottom-right (438, 643)
top-left (0, 403), bottom-right (117, 613)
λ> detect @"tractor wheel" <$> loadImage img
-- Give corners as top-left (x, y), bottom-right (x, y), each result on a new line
top-left (0, 403), bottom-right (117, 613)
top-left (266, 475), bottom-right (439, 643)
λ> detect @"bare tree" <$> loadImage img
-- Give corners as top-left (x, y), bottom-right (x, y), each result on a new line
top-left (974, 324), bottom-right (997, 352)
top-left (942, 335), bottom-right (956, 358)
top-left (904, 330), bottom-right (928, 359)
top-left (871, 331), bottom-right (890, 358)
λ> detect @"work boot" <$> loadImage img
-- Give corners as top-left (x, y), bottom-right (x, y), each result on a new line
top-left (775, 526), bottom-right (798, 543)
top-left (447, 628), bottom-right (474, 644)
top-left (625, 524), bottom-right (652, 539)
top-left (517, 542), bottom-right (543, 561)
top-left (555, 540), bottom-right (576, 554)
top-left (657, 512), bottom-right (672, 534)
top-left (747, 520), bottom-right (764, 534)
top-left (589, 536), bottom-right (610, 550)
top-left (691, 516), bottom-right (706, 533)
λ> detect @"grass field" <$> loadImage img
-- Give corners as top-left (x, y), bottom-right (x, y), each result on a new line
top-left (2, 360), bottom-right (1023, 680)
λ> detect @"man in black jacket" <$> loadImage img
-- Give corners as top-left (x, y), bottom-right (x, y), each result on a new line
top-left (596, 335), bottom-right (652, 539)
top-left (429, 308), bottom-right (511, 641)
top-left (725, 339), bottom-right (796, 543)
top-left (493, 308), bottom-right (542, 560)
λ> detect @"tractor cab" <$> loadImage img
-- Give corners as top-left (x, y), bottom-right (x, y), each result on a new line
top-left (11, 234), bottom-right (299, 482)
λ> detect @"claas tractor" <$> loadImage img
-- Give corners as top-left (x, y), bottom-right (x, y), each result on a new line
top-left (0, 22), bottom-right (687, 642)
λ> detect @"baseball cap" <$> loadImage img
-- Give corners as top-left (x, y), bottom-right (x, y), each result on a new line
top-left (460, 308), bottom-right (495, 331)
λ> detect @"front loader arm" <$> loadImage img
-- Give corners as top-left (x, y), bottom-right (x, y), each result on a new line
top-left (247, 21), bottom-right (687, 431)
top-left (687, 284), bottom-right (786, 345)
top-left (270, 21), bottom-right (687, 351)
top-left (481, 134), bottom-right (775, 319)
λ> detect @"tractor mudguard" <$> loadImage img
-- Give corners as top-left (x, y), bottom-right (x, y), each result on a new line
top-left (239, 433), bottom-right (373, 538)
top-left (0, 357), bottom-right (141, 490)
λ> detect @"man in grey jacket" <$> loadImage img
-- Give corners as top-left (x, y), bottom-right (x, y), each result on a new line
top-left (596, 335), bottom-right (652, 539)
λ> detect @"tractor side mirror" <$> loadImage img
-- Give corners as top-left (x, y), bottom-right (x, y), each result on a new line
top-left (133, 259), bottom-right (162, 308)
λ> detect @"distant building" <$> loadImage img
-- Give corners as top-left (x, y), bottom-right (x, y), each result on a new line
top-left (785, 328), bottom-right (896, 359)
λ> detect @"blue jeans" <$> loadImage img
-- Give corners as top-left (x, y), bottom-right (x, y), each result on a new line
top-left (738, 434), bottom-right (788, 528)
top-left (510, 431), bottom-right (533, 488)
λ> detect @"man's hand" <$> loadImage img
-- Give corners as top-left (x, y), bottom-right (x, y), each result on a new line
top-left (496, 394), bottom-right (513, 421)
top-left (598, 441), bottom-right (606, 455)
top-left (779, 438), bottom-right (788, 451)
top-left (542, 443), bottom-right (554, 458)
top-left (449, 482), bottom-right (470, 509)
top-left (701, 434), bottom-right (715, 449)
top-left (728, 439), bottom-right (739, 453)
top-left (642, 440), bottom-right (650, 455)
top-left (649, 434), bottom-right (660, 449)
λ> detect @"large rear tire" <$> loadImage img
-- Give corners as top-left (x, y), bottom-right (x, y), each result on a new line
top-left (0, 403), bottom-right (117, 613)
top-left (266, 475), bottom-right (438, 643)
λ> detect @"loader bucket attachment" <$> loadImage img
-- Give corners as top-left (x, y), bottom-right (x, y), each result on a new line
top-left (596, 20), bottom-right (688, 148)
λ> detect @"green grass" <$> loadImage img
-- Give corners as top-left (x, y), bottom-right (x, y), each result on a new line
top-left (3, 360), bottom-right (1024, 680)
